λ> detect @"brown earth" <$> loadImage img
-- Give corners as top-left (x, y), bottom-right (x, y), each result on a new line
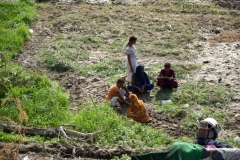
top-left (9, 0), bottom-right (240, 159)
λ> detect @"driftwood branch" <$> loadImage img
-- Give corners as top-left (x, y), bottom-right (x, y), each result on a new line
top-left (0, 124), bottom-right (105, 141)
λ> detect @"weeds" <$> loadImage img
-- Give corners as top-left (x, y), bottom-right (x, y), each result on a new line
top-left (46, 59), bottom-right (73, 72)
top-left (69, 103), bottom-right (173, 148)
top-left (0, 98), bottom-right (28, 160)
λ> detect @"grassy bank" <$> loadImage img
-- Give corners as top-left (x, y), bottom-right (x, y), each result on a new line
top-left (0, 0), bottom-right (238, 157)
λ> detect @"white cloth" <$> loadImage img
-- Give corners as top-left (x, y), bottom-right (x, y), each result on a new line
top-left (109, 88), bottom-right (126, 107)
top-left (125, 46), bottom-right (137, 82)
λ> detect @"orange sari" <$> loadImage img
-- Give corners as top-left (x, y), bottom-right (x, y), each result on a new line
top-left (127, 94), bottom-right (149, 123)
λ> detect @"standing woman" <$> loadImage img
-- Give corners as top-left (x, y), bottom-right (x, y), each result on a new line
top-left (125, 36), bottom-right (137, 85)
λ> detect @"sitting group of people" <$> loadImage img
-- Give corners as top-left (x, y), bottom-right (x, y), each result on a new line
top-left (127, 62), bottom-right (178, 94)
top-left (105, 62), bottom-right (178, 106)
top-left (105, 78), bottom-right (149, 123)
top-left (104, 62), bottom-right (179, 123)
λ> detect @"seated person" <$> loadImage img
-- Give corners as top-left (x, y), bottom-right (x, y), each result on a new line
top-left (156, 62), bottom-right (178, 90)
top-left (105, 78), bottom-right (130, 107)
top-left (128, 65), bottom-right (154, 94)
top-left (127, 94), bottom-right (149, 123)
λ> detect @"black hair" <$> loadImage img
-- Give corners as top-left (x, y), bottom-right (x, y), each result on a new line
top-left (117, 78), bottom-right (125, 84)
top-left (127, 36), bottom-right (137, 46)
top-left (164, 62), bottom-right (171, 68)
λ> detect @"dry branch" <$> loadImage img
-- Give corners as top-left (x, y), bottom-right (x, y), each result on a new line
top-left (0, 124), bottom-right (104, 139)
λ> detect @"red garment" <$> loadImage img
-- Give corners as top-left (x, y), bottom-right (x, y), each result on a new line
top-left (157, 68), bottom-right (178, 89)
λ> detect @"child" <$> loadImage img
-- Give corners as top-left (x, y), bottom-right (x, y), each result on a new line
top-left (157, 62), bottom-right (178, 90)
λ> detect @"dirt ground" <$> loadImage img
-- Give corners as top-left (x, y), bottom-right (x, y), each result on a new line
top-left (9, 0), bottom-right (240, 159)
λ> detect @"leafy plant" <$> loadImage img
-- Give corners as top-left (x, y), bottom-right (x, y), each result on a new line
top-left (0, 1), bottom-right (36, 60)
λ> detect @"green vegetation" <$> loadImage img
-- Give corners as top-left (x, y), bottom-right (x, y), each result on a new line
top-left (0, 64), bottom-right (69, 127)
top-left (0, 0), bottom-right (36, 61)
top-left (182, 106), bottom-right (229, 129)
top-left (69, 103), bottom-right (173, 148)
top-left (172, 81), bottom-right (234, 106)
top-left (154, 80), bottom-right (234, 129)
top-left (155, 102), bottom-right (187, 118)
top-left (80, 58), bottom-right (125, 78)
top-left (0, 0), bottom-right (238, 157)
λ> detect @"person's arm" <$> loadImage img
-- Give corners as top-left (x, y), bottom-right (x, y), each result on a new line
top-left (127, 54), bottom-right (134, 73)
top-left (169, 69), bottom-right (176, 80)
top-left (144, 72), bottom-right (150, 84)
top-left (122, 86), bottom-right (130, 98)
top-left (141, 84), bottom-right (147, 93)
top-left (117, 91), bottom-right (130, 106)
top-left (132, 76), bottom-right (144, 93)
top-left (159, 69), bottom-right (174, 80)
top-left (158, 69), bottom-right (168, 79)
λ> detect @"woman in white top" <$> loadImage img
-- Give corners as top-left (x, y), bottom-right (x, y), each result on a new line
top-left (125, 36), bottom-right (137, 85)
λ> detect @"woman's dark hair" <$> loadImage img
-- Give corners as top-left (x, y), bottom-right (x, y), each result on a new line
top-left (117, 78), bottom-right (125, 84)
top-left (164, 62), bottom-right (171, 68)
top-left (127, 36), bottom-right (137, 46)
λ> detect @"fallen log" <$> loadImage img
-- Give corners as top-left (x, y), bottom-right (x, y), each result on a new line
top-left (0, 124), bottom-right (104, 140)
top-left (0, 124), bottom-right (56, 137)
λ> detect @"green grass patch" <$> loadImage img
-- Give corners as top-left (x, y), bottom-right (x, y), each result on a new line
top-left (80, 58), bottom-right (125, 78)
top-left (0, 131), bottom-right (18, 142)
top-left (0, 130), bottom-right (59, 144)
top-left (69, 103), bottom-right (173, 148)
top-left (38, 35), bottom-right (101, 72)
top-left (0, 64), bottom-right (69, 127)
top-left (172, 80), bottom-right (234, 106)
top-left (0, 1), bottom-right (36, 60)
top-left (173, 64), bottom-right (202, 79)
top-left (155, 102), bottom-right (187, 118)
top-left (153, 0), bottom-right (225, 14)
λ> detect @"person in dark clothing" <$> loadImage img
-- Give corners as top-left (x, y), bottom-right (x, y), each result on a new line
top-left (156, 62), bottom-right (178, 90)
top-left (128, 65), bottom-right (154, 94)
